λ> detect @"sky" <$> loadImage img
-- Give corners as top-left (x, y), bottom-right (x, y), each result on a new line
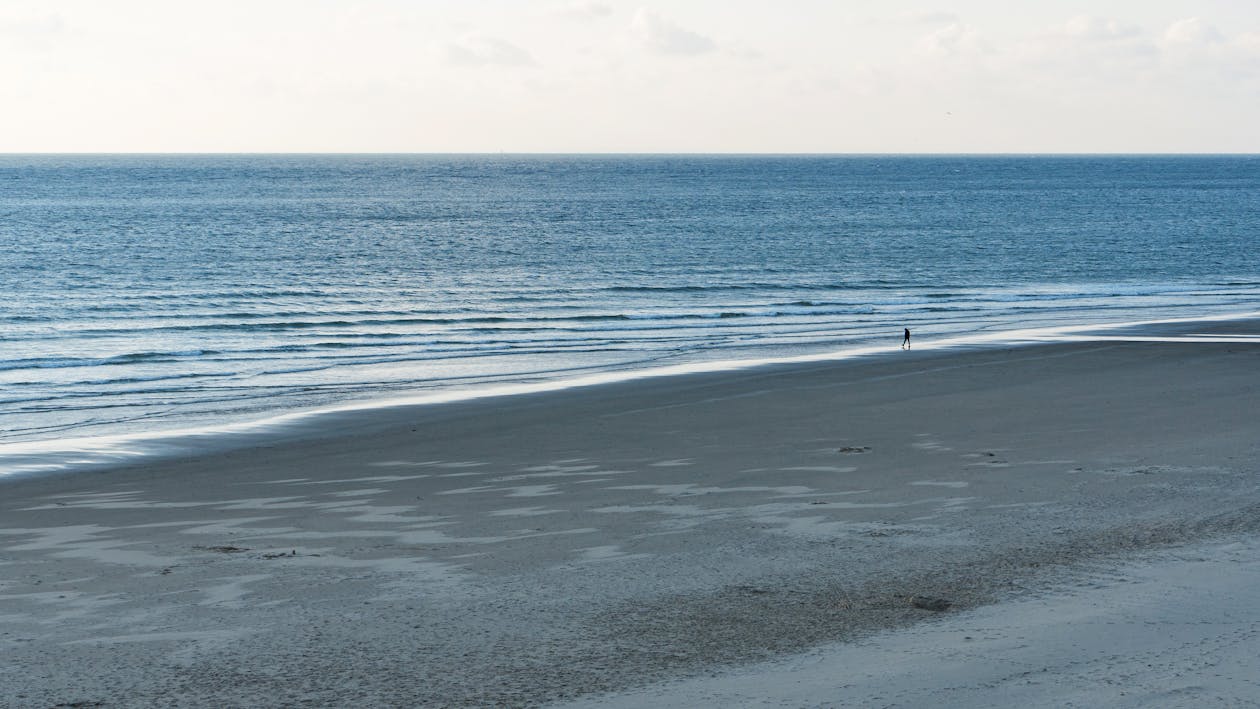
top-left (2, 0), bottom-right (1259, 152)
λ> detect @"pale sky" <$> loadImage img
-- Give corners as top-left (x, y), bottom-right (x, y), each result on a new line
top-left (3, 0), bottom-right (1259, 152)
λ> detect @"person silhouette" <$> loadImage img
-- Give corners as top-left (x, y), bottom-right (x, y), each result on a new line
top-left (902, 328), bottom-right (911, 349)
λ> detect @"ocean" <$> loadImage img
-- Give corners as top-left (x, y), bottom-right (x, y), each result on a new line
top-left (3, 154), bottom-right (1259, 472)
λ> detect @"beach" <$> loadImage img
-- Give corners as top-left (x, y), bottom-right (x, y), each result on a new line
top-left (3, 320), bottom-right (1260, 707)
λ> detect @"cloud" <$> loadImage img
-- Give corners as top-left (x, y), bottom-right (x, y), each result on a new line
top-left (1052, 15), bottom-right (1143, 42)
top-left (1010, 15), bottom-right (1161, 87)
top-left (1029, 15), bottom-right (1158, 66)
top-left (443, 35), bottom-right (536, 68)
top-left (631, 8), bottom-right (715, 56)
top-left (895, 10), bottom-right (960, 26)
top-left (1158, 20), bottom-right (1257, 88)
top-left (725, 43), bottom-right (764, 61)
top-left (0, 8), bottom-right (65, 48)
top-left (1164, 18), bottom-right (1223, 46)
top-left (0, 9), bottom-right (64, 35)
top-left (555, 1), bottom-right (613, 20)
top-left (919, 22), bottom-right (988, 57)
top-left (1235, 31), bottom-right (1260, 55)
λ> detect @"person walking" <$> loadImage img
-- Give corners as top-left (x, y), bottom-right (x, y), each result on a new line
top-left (902, 328), bottom-right (911, 349)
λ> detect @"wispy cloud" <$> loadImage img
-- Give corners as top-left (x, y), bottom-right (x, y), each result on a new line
top-left (0, 7), bottom-right (65, 50)
top-left (918, 22), bottom-right (989, 56)
top-left (1021, 15), bottom-right (1159, 79)
top-left (1050, 15), bottom-right (1143, 43)
top-left (443, 35), bottom-right (536, 68)
top-left (555, 1), bottom-right (613, 20)
top-left (0, 8), bottom-right (64, 35)
top-left (895, 10), bottom-right (960, 26)
top-left (1163, 17), bottom-right (1223, 46)
top-left (631, 8), bottom-right (715, 56)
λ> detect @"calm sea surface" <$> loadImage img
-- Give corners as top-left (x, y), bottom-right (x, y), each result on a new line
top-left (3, 155), bottom-right (1259, 456)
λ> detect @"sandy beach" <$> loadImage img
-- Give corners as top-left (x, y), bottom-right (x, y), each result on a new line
top-left (3, 320), bottom-right (1260, 707)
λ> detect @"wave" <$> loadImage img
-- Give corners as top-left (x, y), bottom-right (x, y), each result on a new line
top-left (15, 289), bottom-right (1253, 351)
top-left (7, 285), bottom-right (1256, 381)
top-left (94, 288), bottom-right (335, 301)
top-left (604, 282), bottom-right (858, 293)
top-left (13, 307), bottom-right (878, 339)
top-left (0, 350), bottom-right (219, 373)
top-left (25, 282), bottom-right (1257, 326)
top-left (3, 371), bottom-right (224, 389)
top-left (600, 279), bottom-right (997, 294)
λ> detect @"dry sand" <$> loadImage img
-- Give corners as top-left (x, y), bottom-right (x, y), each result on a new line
top-left (2, 321), bottom-right (1260, 707)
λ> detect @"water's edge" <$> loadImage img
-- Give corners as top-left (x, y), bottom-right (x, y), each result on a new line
top-left (5, 311), bottom-right (1257, 480)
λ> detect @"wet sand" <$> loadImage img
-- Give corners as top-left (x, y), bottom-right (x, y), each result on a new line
top-left (3, 322), bottom-right (1260, 706)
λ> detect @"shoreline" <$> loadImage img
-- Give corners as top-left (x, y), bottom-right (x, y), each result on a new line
top-left (3, 320), bottom-right (1260, 706)
top-left (5, 309), bottom-right (1258, 480)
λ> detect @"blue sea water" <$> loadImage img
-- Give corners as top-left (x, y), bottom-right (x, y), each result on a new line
top-left (2, 155), bottom-right (1259, 465)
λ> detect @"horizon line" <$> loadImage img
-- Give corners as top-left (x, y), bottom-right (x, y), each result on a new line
top-left (3, 151), bottom-right (1260, 157)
